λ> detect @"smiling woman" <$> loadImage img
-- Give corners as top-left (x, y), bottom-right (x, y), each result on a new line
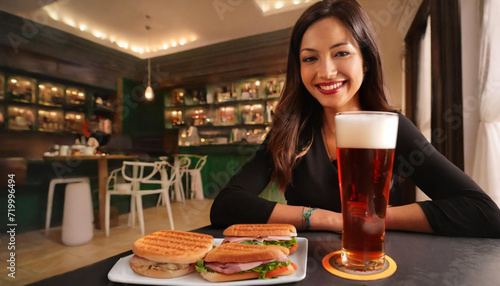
top-left (210, 0), bottom-right (500, 239)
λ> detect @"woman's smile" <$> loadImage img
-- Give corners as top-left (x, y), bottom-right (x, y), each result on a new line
top-left (316, 81), bottom-right (346, 94)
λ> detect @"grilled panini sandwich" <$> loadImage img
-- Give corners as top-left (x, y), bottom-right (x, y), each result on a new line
top-left (130, 230), bottom-right (214, 278)
top-left (223, 224), bottom-right (299, 254)
top-left (196, 242), bottom-right (296, 282)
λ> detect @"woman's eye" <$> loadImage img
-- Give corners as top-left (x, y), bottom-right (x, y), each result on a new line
top-left (336, 51), bottom-right (350, 57)
top-left (302, 56), bottom-right (316, 63)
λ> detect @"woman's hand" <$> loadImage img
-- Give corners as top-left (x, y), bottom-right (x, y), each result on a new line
top-left (309, 208), bottom-right (342, 233)
top-left (268, 204), bottom-right (342, 232)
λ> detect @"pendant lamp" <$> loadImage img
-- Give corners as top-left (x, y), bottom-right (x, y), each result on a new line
top-left (144, 19), bottom-right (154, 101)
top-left (145, 56), bottom-right (154, 101)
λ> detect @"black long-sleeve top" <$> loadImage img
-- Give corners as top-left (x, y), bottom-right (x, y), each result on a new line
top-left (210, 113), bottom-right (500, 237)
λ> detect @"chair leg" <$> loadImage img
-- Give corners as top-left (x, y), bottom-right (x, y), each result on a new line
top-left (156, 192), bottom-right (167, 207)
top-left (163, 190), bottom-right (175, 230)
top-left (193, 171), bottom-right (204, 200)
top-left (185, 172), bottom-right (190, 199)
top-left (105, 193), bottom-right (111, 237)
top-left (129, 196), bottom-right (136, 227)
top-left (156, 194), bottom-right (163, 207)
top-left (174, 176), bottom-right (186, 204)
top-left (135, 195), bottom-right (145, 236)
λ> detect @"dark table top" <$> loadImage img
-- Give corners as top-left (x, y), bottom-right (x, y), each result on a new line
top-left (29, 225), bottom-right (500, 286)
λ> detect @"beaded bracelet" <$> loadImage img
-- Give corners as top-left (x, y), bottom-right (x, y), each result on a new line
top-left (303, 207), bottom-right (318, 230)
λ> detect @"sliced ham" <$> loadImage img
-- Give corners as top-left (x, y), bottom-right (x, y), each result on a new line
top-left (205, 255), bottom-right (289, 274)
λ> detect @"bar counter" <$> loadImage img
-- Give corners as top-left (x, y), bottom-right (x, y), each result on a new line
top-left (29, 226), bottom-right (500, 286)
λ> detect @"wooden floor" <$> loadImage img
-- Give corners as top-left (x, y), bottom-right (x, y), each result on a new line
top-left (0, 199), bottom-right (213, 286)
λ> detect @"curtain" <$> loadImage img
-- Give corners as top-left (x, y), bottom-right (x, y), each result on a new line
top-left (471, 0), bottom-right (500, 207)
top-left (415, 16), bottom-right (432, 202)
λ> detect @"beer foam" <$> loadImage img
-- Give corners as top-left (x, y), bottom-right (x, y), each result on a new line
top-left (335, 112), bottom-right (399, 149)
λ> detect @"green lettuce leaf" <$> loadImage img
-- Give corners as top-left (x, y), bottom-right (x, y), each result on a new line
top-left (241, 237), bottom-right (298, 249)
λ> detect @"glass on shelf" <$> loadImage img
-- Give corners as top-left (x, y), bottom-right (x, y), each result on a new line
top-left (215, 106), bottom-right (237, 125)
top-left (94, 96), bottom-right (114, 112)
top-left (7, 75), bottom-right (35, 103)
top-left (264, 77), bottom-right (284, 98)
top-left (170, 89), bottom-right (185, 106)
top-left (185, 88), bottom-right (207, 105)
top-left (240, 80), bottom-right (260, 100)
top-left (7, 105), bottom-right (35, 130)
top-left (164, 109), bottom-right (184, 128)
top-left (0, 73), bottom-right (4, 100)
top-left (185, 107), bottom-right (213, 126)
top-left (215, 84), bottom-right (236, 102)
top-left (38, 108), bottom-right (64, 132)
top-left (64, 111), bottom-right (85, 133)
top-left (240, 103), bottom-right (265, 124)
top-left (38, 82), bottom-right (64, 106)
top-left (65, 87), bottom-right (86, 106)
top-left (266, 100), bottom-right (278, 123)
top-left (178, 126), bottom-right (202, 146)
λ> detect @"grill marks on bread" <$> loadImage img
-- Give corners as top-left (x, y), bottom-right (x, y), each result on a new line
top-left (223, 224), bottom-right (297, 237)
top-left (132, 230), bottom-right (214, 264)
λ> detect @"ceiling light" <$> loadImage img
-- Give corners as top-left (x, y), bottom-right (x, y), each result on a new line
top-left (38, 3), bottom-right (197, 58)
top-left (253, 0), bottom-right (319, 16)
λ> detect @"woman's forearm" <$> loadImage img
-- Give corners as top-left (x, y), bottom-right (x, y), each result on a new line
top-left (268, 204), bottom-right (342, 232)
top-left (268, 203), bottom-right (432, 234)
top-left (386, 203), bottom-right (433, 233)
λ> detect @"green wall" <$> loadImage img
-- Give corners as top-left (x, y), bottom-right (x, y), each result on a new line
top-left (121, 78), bottom-right (164, 137)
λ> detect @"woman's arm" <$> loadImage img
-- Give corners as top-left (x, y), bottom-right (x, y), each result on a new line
top-left (268, 202), bottom-right (432, 233)
top-left (395, 114), bottom-right (500, 237)
top-left (210, 143), bottom-right (276, 227)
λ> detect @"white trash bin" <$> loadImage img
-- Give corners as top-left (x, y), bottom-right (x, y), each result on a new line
top-left (61, 182), bottom-right (94, 246)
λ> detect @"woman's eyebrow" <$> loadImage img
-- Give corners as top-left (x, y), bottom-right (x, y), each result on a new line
top-left (299, 42), bottom-right (350, 54)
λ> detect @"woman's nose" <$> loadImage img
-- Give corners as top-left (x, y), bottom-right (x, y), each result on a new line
top-left (318, 59), bottom-right (337, 79)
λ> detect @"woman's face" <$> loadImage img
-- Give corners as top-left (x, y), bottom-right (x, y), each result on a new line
top-left (300, 17), bottom-right (365, 113)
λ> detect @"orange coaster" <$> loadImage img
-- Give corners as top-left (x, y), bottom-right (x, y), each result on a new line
top-left (322, 251), bottom-right (397, 281)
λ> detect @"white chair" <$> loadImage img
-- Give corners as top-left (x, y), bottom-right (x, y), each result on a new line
top-left (45, 177), bottom-right (91, 236)
top-left (157, 155), bottom-right (191, 204)
top-left (179, 155), bottom-right (207, 200)
top-left (104, 161), bottom-right (176, 237)
top-left (171, 156), bottom-right (191, 203)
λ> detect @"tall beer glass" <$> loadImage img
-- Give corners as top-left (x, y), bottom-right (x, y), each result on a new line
top-left (335, 111), bottom-right (398, 272)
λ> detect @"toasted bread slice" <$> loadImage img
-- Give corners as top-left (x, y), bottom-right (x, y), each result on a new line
top-left (204, 242), bottom-right (289, 263)
top-left (223, 224), bottom-right (297, 237)
top-left (132, 230), bottom-right (214, 264)
top-left (129, 255), bottom-right (195, 278)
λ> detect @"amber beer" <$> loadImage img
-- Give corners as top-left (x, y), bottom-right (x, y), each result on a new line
top-left (335, 111), bottom-right (399, 271)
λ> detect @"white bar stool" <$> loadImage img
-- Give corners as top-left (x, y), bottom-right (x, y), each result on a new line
top-left (61, 182), bottom-right (94, 246)
top-left (45, 177), bottom-right (91, 236)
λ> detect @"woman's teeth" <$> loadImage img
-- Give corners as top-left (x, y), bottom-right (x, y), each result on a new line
top-left (319, 82), bottom-right (343, 90)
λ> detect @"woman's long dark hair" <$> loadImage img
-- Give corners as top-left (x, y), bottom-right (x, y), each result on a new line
top-left (268, 0), bottom-right (393, 191)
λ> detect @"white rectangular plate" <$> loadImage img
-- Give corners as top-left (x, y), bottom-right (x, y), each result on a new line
top-left (108, 237), bottom-right (308, 285)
